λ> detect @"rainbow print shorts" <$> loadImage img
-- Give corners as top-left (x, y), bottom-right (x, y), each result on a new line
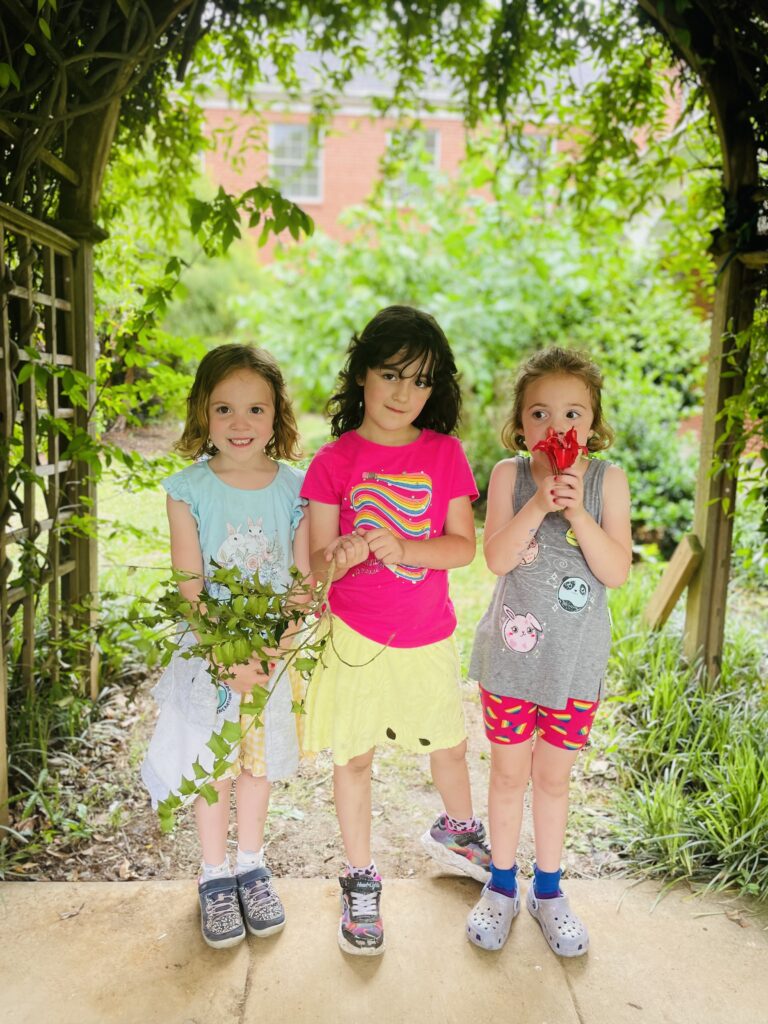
top-left (479, 687), bottom-right (599, 750)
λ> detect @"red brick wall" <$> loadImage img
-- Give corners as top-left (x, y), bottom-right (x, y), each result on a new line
top-left (203, 107), bottom-right (467, 258)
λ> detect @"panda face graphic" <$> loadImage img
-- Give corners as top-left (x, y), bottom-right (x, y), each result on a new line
top-left (558, 576), bottom-right (589, 612)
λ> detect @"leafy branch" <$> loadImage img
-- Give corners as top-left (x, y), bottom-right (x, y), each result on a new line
top-left (141, 561), bottom-right (331, 832)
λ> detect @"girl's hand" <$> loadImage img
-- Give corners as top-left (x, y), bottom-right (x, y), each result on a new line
top-left (323, 529), bottom-right (370, 568)
top-left (225, 659), bottom-right (271, 695)
top-left (533, 473), bottom-right (565, 515)
top-left (365, 527), bottom-right (406, 565)
top-left (551, 472), bottom-right (586, 521)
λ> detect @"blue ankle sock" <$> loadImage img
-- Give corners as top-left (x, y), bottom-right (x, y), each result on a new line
top-left (533, 864), bottom-right (561, 899)
top-left (489, 862), bottom-right (518, 897)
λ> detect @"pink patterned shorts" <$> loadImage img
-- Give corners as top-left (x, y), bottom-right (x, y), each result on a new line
top-left (479, 686), bottom-right (599, 751)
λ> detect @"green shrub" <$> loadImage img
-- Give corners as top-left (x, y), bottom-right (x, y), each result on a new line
top-left (219, 152), bottom-right (707, 543)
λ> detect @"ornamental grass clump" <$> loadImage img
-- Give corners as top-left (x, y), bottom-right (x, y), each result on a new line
top-left (605, 616), bottom-right (768, 900)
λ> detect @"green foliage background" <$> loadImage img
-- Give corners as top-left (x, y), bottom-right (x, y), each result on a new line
top-left (162, 145), bottom-right (712, 555)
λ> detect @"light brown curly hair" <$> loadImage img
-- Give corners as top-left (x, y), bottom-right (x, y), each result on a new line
top-left (500, 346), bottom-right (614, 453)
top-left (176, 344), bottom-right (301, 461)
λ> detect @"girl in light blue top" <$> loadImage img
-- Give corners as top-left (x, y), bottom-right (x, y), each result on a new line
top-left (141, 344), bottom-right (309, 949)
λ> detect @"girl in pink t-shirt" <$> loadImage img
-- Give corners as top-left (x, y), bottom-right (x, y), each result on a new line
top-left (301, 305), bottom-right (490, 957)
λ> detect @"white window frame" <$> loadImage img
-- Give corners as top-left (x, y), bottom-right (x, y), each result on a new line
top-left (503, 132), bottom-right (553, 191)
top-left (268, 122), bottom-right (323, 203)
top-left (386, 127), bottom-right (441, 202)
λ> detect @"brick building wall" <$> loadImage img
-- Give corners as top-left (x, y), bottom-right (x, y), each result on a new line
top-left (203, 103), bottom-right (468, 257)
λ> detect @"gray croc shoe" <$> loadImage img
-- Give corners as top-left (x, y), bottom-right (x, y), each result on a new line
top-left (466, 880), bottom-right (520, 950)
top-left (526, 886), bottom-right (589, 957)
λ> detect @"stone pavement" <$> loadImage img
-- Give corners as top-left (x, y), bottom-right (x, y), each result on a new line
top-left (0, 875), bottom-right (765, 1024)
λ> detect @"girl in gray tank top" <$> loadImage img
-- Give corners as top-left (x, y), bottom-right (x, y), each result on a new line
top-left (466, 347), bottom-right (632, 960)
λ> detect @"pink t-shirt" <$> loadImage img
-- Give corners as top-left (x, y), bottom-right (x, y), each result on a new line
top-left (301, 429), bottom-right (478, 648)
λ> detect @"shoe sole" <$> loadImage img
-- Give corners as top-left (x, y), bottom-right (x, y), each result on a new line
top-left (246, 919), bottom-right (286, 939)
top-left (420, 830), bottom-right (490, 884)
top-left (201, 927), bottom-right (246, 950)
top-left (337, 921), bottom-right (385, 957)
top-left (526, 892), bottom-right (589, 958)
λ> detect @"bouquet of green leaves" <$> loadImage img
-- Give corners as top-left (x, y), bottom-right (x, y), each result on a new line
top-left (148, 561), bottom-right (329, 831)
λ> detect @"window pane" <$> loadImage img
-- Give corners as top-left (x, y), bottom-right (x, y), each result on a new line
top-left (270, 123), bottom-right (321, 200)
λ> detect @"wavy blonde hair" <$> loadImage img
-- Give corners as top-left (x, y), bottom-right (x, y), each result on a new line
top-left (500, 346), bottom-right (614, 453)
top-left (176, 344), bottom-right (301, 461)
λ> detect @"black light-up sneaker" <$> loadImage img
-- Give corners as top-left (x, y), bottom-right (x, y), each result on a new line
top-left (420, 814), bottom-right (491, 883)
top-left (338, 873), bottom-right (385, 956)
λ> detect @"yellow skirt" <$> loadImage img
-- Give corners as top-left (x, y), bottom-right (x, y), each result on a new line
top-left (304, 615), bottom-right (467, 766)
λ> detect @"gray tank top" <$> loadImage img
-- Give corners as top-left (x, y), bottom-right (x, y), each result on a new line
top-left (469, 456), bottom-right (612, 708)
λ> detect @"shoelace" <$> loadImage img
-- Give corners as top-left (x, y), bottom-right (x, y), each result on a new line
top-left (242, 877), bottom-right (278, 913)
top-left (349, 887), bottom-right (380, 920)
top-left (205, 888), bottom-right (240, 920)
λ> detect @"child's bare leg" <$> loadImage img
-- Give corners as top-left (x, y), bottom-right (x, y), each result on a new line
top-left (235, 770), bottom-right (271, 852)
top-left (429, 740), bottom-right (473, 819)
top-left (334, 747), bottom-right (375, 867)
top-left (194, 777), bottom-right (232, 865)
top-left (488, 741), bottom-right (532, 868)
top-left (530, 740), bottom-right (579, 870)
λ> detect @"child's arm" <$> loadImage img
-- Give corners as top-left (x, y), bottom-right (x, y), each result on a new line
top-left (292, 510), bottom-right (312, 581)
top-left (364, 495), bottom-right (475, 570)
top-left (167, 495), bottom-right (205, 603)
top-left (271, 512), bottom-right (313, 653)
top-left (482, 459), bottom-right (558, 576)
top-left (552, 464), bottom-right (632, 587)
top-left (307, 500), bottom-right (370, 582)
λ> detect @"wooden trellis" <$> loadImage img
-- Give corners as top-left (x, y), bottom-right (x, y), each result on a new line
top-left (0, 201), bottom-right (98, 823)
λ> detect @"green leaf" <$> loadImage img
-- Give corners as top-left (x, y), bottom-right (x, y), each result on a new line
top-left (199, 784), bottom-right (219, 806)
top-left (39, 17), bottom-right (51, 39)
top-left (207, 731), bottom-right (229, 758)
top-left (293, 657), bottom-right (318, 674)
top-left (220, 719), bottom-right (242, 742)
top-left (239, 704), bottom-right (264, 719)
top-left (676, 27), bottom-right (691, 50)
top-left (16, 362), bottom-right (36, 385)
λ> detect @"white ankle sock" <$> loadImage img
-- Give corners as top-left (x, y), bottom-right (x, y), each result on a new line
top-left (236, 846), bottom-right (265, 874)
top-left (199, 857), bottom-right (231, 883)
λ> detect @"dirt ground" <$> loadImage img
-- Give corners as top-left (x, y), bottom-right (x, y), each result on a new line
top-left (6, 673), bottom-right (626, 884)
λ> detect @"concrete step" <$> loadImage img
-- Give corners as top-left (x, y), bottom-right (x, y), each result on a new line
top-left (1, 876), bottom-right (766, 1024)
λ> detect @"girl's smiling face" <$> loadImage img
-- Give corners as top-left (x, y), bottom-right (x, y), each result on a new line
top-left (520, 373), bottom-right (594, 460)
top-left (207, 369), bottom-right (275, 462)
top-left (357, 351), bottom-right (433, 445)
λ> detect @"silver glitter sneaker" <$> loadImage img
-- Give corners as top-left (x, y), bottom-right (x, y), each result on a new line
top-left (236, 865), bottom-right (286, 938)
top-left (198, 875), bottom-right (246, 949)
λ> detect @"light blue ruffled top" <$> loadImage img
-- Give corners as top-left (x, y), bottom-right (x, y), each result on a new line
top-left (162, 459), bottom-right (305, 594)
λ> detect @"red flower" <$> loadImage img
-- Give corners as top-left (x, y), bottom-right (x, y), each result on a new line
top-left (532, 427), bottom-right (588, 473)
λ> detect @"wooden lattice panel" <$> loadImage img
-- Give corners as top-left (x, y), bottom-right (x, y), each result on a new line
top-left (1, 202), bottom-right (97, 821)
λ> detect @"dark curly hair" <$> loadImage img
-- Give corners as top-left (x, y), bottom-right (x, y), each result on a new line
top-left (176, 344), bottom-right (301, 461)
top-left (328, 305), bottom-right (462, 438)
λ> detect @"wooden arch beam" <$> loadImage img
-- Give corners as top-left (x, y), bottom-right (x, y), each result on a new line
top-left (637, 1), bottom-right (761, 680)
